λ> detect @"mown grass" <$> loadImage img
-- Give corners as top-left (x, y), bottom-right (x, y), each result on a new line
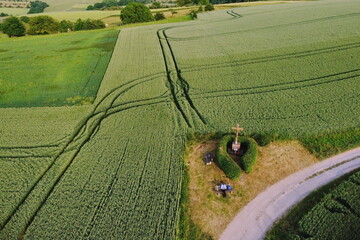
top-left (0, 29), bottom-right (119, 107)
top-left (266, 168), bottom-right (360, 240)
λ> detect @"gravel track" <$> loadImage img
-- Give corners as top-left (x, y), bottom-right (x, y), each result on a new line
top-left (220, 147), bottom-right (360, 240)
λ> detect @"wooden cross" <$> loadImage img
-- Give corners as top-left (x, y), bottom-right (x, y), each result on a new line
top-left (232, 124), bottom-right (243, 143)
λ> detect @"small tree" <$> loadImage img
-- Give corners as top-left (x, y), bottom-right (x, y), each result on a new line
top-left (189, 10), bottom-right (197, 19)
top-left (154, 12), bottom-right (165, 21)
top-left (27, 15), bottom-right (59, 35)
top-left (1, 16), bottom-right (26, 37)
top-left (59, 20), bottom-right (73, 32)
top-left (204, 3), bottom-right (214, 11)
top-left (198, 5), bottom-right (203, 12)
top-left (120, 2), bottom-right (154, 24)
top-left (86, 5), bottom-right (95, 10)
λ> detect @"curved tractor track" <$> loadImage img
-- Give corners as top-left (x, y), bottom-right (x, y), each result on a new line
top-left (157, 27), bottom-right (207, 128)
top-left (0, 72), bottom-right (171, 238)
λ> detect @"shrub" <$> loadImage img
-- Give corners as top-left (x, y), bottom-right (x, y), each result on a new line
top-left (238, 137), bottom-right (258, 174)
top-left (28, 0), bottom-right (49, 14)
top-left (20, 16), bottom-right (30, 23)
top-left (198, 5), bottom-right (203, 12)
top-left (250, 132), bottom-right (278, 146)
top-left (1, 16), bottom-right (26, 37)
top-left (59, 20), bottom-right (73, 33)
top-left (204, 3), bottom-right (214, 11)
top-left (74, 19), bottom-right (105, 31)
top-left (154, 12), bottom-right (165, 21)
top-left (216, 135), bottom-right (241, 180)
top-left (120, 2), bottom-right (154, 24)
top-left (189, 10), bottom-right (197, 19)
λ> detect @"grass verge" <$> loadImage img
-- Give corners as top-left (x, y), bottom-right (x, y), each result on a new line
top-left (301, 127), bottom-right (360, 159)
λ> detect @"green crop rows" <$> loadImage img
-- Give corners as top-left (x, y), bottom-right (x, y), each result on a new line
top-left (298, 171), bottom-right (360, 239)
top-left (0, 0), bottom-right (359, 239)
top-left (268, 170), bottom-right (360, 240)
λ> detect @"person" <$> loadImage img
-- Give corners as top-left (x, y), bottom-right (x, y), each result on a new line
top-left (227, 185), bottom-right (232, 193)
top-left (206, 152), bottom-right (212, 165)
top-left (214, 185), bottom-right (220, 196)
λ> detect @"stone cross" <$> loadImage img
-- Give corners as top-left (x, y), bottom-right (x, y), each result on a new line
top-left (232, 124), bottom-right (244, 144)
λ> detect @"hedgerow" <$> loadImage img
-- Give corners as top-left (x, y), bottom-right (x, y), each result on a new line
top-left (238, 137), bottom-right (258, 174)
top-left (216, 135), bottom-right (258, 178)
top-left (217, 135), bottom-right (242, 180)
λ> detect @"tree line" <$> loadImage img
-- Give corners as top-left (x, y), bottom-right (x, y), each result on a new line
top-left (0, 15), bottom-right (106, 37)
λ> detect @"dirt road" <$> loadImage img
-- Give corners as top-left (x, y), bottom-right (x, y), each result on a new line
top-left (219, 147), bottom-right (360, 240)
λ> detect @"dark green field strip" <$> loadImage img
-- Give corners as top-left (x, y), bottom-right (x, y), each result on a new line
top-left (0, 30), bottom-right (119, 108)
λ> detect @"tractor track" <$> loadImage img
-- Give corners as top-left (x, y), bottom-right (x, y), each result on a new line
top-left (191, 69), bottom-right (360, 100)
top-left (167, 12), bottom-right (360, 41)
top-left (157, 28), bottom-right (206, 128)
top-left (0, 65), bottom-right (172, 238)
top-left (181, 41), bottom-right (360, 73)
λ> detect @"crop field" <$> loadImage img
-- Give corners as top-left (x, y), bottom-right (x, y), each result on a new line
top-left (30, 10), bottom-right (120, 21)
top-left (267, 169), bottom-right (360, 239)
top-left (298, 171), bottom-right (360, 239)
top-left (0, 8), bottom-right (28, 16)
top-left (43, 0), bottom-right (100, 12)
top-left (0, 29), bottom-right (118, 107)
top-left (0, 0), bottom-right (359, 239)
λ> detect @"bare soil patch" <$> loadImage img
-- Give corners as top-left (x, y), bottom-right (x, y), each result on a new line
top-left (186, 140), bottom-right (319, 238)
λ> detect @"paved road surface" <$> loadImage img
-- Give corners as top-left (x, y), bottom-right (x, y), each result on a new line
top-left (220, 147), bottom-right (360, 240)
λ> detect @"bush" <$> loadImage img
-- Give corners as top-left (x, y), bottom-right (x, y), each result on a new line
top-left (238, 137), bottom-right (258, 174)
top-left (27, 15), bottom-right (59, 35)
top-left (204, 3), bottom-right (214, 11)
top-left (198, 5), bottom-right (203, 12)
top-left (154, 12), bottom-right (165, 21)
top-left (217, 135), bottom-right (241, 180)
top-left (1, 16), bottom-right (26, 37)
top-left (59, 20), bottom-right (73, 32)
top-left (28, 0), bottom-right (49, 14)
top-left (20, 16), bottom-right (30, 23)
top-left (74, 19), bottom-right (105, 31)
top-left (189, 10), bottom-right (197, 19)
top-left (250, 132), bottom-right (278, 146)
top-left (120, 2), bottom-right (154, 24)
top-left (86, 5), bottom-right (95, 10)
